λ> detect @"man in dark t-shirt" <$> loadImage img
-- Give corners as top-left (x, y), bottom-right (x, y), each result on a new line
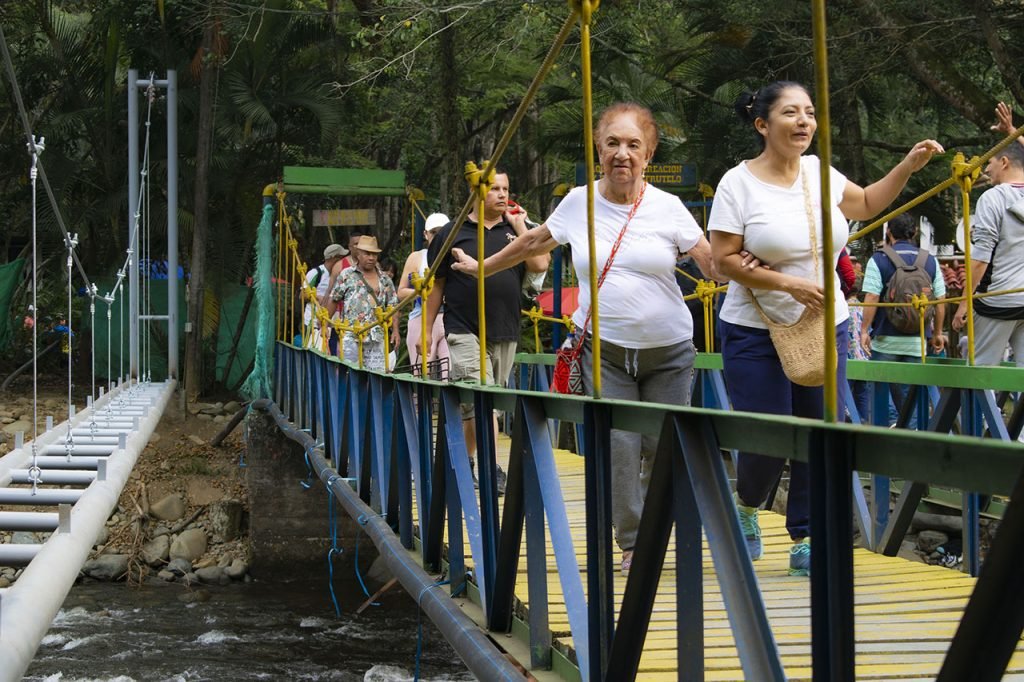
top-left (425, 170), bottom-right (550, 486)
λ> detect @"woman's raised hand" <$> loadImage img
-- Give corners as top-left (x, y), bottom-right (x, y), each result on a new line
top-left (450, 248), bottom-right (480, 276)
top-left (782, 275), bottom-right (825, 312)
top-left (992, 101), bottom-right (1015, 136)
top-left (902, 139), bottom-right (945, 173)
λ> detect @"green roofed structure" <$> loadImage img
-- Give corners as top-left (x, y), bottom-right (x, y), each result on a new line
top-left (282, 166), bottom-right (407, 197)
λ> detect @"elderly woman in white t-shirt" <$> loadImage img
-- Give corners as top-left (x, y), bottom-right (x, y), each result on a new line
top-left (708, 80), bottom-right (943, 577)
top-left (449, 102), bottom-right (716, 573)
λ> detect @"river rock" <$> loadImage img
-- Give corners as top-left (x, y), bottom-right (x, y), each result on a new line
top-left (150, 493), bottom-right (186, 521)
top-left (2, 420), bottom-right (30, 435)
top-left (12, 531), bottom-right (38, 544)
top-left (83, 554), bottom-right (129, 581)
top-left (225, 559), bottom-right (248, 580)
top-left (196, 413), bottom-right (213, 422)
top-left (157, 569), bottom-right (177, 582)
top-left (207, 500), bottom-right (243, 543)
top-left (170, 528), bottom-right (208, 561)
top-left (916, 530), bottom-right (949, 553)
top-left (0, 417), bottom-right (14, 425)
top-left (213, 415), bottom-right (226, 424)
top-left (195, 566), bottom-right (229, 585)
top-left (94, 525), bottom-right (109, 547)
top-left (181, 571), bottom-right (201, 587)
top-left (224, 401), bottom-right (241, 413)
top-left (188, 435), bottom-right (206, 446)
top-left (167, 558), bottom-right (192, 576)
top-left (142, 535), bottom-right (171, 566)
top-left (0, 576), bottom-right (10, 588)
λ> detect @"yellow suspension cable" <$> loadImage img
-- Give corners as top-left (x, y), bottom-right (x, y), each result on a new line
top-left (812, 0), bottom-right (838, 423)
top-left (464, 161), bottom-right (492, 385)
top-left (952, 151), bottom-right (981, 365)
top-left (576, 0), bottom-right (601, 397)
top-left (277, 192), bottom-right (286, 342)
top-left (849, 123), bottom-right (1024, 243)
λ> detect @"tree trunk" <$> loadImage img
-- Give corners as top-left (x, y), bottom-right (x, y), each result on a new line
top-left (185, 22), bottom-right (218, 401)
top-left (438, 15), bottom-right (460, 214)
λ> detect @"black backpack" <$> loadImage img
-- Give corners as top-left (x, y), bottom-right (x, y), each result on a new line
top-left (882, 246), bottom-right (935, 334)
top-left (309, 264), bottom-right (327, 289)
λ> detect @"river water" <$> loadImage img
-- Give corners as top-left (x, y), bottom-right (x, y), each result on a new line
top-left (24, 577), bottom-right (475, 681)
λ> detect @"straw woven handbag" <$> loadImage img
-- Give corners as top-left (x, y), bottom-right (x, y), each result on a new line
top-left (748, 170), bottom-right (834, 387)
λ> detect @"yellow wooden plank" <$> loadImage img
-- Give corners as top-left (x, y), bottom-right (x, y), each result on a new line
top-left (414, 434), bottom-right (1024, 681)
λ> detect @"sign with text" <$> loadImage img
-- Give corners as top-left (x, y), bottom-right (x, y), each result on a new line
top-left (575, 162), bottom-right (697, 188)
top-left (312, 209), bottom-right (376, 227)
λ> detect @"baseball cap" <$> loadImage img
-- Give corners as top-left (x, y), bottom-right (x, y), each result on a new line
top-left (324, 244), bottom-right (346, 259)
top-left (424, 213), bottom-right (450, 233)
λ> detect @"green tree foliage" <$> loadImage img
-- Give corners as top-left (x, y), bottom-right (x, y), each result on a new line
top-left (1, 0), bottom-right (1022, 383)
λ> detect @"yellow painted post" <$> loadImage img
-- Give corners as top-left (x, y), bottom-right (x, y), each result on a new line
top-left (532, 308), bottom-right (542, 353)
top-left (917, 296), bottom-right (927, 363)
top-left (379, 307), bottom-right (391, 372)
top-left (952, 152), bottom-right (980, 365)
top-left (464, 161), bottom-right (492, 386)
top-left (812, 0), bottom-right (838, 423)
top-left (578, 0), bottom-right (602, 398)
top-left (276, 194), bottom-right (285, 342)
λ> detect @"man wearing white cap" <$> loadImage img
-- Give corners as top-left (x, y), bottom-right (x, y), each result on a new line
top-left (305, 244), bottom-right (344, 352)
top-left (398, 213), bottom-right (450, 375)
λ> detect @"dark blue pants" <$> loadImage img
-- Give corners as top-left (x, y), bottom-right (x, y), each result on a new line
top-left (720, 319), bottom-right (848, 540)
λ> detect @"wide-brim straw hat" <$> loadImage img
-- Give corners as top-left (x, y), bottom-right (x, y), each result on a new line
top-left (354, 235), bottom-right (382, 254)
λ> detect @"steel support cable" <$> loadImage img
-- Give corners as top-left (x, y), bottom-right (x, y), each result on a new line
top-left (575, 0), bottom-right (602, 396)
top-left (144, 88), bottom-right (153, 382)
top-left (812, 0), bottom-right (838, 423)
top-left (64, 231), bottom-right (78, 460)
top-left (88, 284), bottom-right (98, 433)
top-left (0, 24), bottom-right (94, 294)
top-left (111, 78), bottom-right (157, 329)
top-left (27, 136), bottom-right (43, 494)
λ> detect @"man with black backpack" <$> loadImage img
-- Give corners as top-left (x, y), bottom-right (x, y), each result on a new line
top-left (859, 213), bottom-right (947, 424)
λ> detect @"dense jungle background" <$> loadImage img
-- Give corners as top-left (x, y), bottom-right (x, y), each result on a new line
top-left (1, 0), bottom-right (1022, 395)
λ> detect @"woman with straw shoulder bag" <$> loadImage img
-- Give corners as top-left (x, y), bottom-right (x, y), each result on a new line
top-left (707, 81), bottom-right (944, 577)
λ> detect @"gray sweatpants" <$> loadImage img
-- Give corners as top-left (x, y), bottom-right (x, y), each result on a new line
top-left (580, 337), bottom-right (696, 551)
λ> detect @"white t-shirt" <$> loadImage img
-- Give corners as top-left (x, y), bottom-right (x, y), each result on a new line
top-left (545, 183), bottom-right (703, 349)
top-left (709, 155), bottom-right (850, 329)
top-left (303, 264), bottom-right (331, 325)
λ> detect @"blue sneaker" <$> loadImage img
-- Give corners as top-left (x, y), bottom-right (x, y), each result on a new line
top-left (789, 539), bottom-right (811, 577)
top-left (735, 497), bottom-right (762, 561)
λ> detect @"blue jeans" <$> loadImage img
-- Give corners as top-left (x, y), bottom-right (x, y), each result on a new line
top-left (868, 350), bottom-right (917, 426)
top-left (721, 319), bottom-right (848, 541)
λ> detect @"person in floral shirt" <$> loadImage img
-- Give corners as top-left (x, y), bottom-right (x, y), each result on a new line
top-left (327, 235), bottom-right (400, 371)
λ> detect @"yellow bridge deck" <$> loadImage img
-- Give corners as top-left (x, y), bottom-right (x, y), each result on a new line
top-left (448, 439), bottom-right (1024, 681)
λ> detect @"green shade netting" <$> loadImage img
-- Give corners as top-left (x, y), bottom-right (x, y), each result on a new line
top-left (0, 259), bottom-right (25, 351)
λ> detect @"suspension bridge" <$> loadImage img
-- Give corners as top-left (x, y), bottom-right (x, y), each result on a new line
top-left (0, 20), bottom-right (183, 678)
top-left (3, 2), bottom-right (1024, 681)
